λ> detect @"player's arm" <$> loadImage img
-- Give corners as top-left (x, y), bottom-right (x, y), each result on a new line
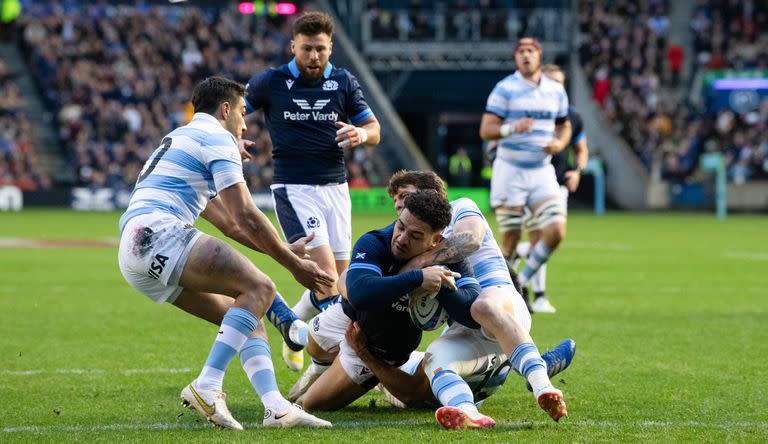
top-left (435, 260), bottom-right (482, 329)
top-left (563, 133), bottom-right (589, 193)
top-left (200, 196), bottom-right (262, 252)
top-left (345, 322), bottom-right (432, 407)
top-left (479, 112), bottom-right (534, 141)
top-left (407, 203), bottom-right (485, 269)
top-left (347, 263), bottom-right (457, 311)
top-left (217, 182), bottom-right (334, 291)
top-left (335, 115), bottom-right (381, 149)
top-left (544, 117), bottom-right (572, 155)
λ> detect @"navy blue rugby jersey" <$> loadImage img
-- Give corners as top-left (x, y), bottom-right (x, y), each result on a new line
top-left (341, 222), bottom-right (478, 366)
top-left (551, 107), bottom-right (585, 185)
top-left (245, 58), bottom-right (374, 185)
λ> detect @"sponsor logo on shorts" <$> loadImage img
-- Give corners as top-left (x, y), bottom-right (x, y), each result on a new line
top-left (359, 367), bottom-right (370, 376)
top-left (312, 316), bottom-right (320, 332)
top-left (306, 217), bottom-right (320, 229)
top-left (148, 254), bottom-right (169, 280)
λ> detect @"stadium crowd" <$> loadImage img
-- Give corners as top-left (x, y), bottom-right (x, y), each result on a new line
top-left (579, 0), bottom-right (768, 183)
top-left (0, 59), bottom-right (50, 191)
top-left (16, 2), bottom-right (377, 191)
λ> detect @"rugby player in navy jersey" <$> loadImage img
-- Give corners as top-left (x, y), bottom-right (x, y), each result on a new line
top-left (289, 191), bottom-right (482, 412)
top-left (244, 11), bottom-right (381, 371)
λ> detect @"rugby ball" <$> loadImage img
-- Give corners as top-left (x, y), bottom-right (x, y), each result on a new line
top-left (409, 289), bottom-right (449, 331)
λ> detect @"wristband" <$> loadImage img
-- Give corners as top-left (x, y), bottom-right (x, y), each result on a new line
top-left (499, 123), bottom-right (512, 138)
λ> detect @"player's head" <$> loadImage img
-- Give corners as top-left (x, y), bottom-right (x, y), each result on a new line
top-left (387, 170), bottom-right (447, 214)
top-left (542, 64), bottom-right (565, 85)
top-left (291, 12), bottom-right (334, 79)
top-left (514, 37), bottom-right (542, 77)
top-left (191, 76), bottom-right (247, 140)
top-left (391, 190), bottom-right (452, 261)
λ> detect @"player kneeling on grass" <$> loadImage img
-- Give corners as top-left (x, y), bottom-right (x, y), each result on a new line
top-left (117, 77), bottom-right (333, 430)
top-left (289, 190), bottom-right (482, 413)
top-left (385, 170), bottom-right (570, 428)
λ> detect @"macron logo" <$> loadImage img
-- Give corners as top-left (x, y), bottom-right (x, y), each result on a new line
top-left (286, 79), bottom-right (294, 90)
top-left (292, 99), bottom-right (331, 110)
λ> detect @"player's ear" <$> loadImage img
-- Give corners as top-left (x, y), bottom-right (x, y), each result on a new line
top-left (290, 39), bottom-right (295, 55)
top-left (220, 101), bottom-right (230, 120)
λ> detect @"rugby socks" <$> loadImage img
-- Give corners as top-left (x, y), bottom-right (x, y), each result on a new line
top-left (266, 292), bottom-right (307, 350)
top-left (531, 263), bottom-right (547, 296)
top-left (197, 307), bottom-right (258, 392)
top-left (519, 242), bottom-right (554, 286)
top-left (310, 291), bottom-right (341, 312)
top-left (509, 342), bottom-right (551, 397)
top-left (240, 337), bottom-right (292, 412)
top-left (431, 369), bottom-right (478, 415)
top-left (292, 289), bottom-right (321, 320)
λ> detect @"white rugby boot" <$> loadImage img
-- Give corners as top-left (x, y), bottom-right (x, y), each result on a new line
top-left (263, 403), bottom-right (332, 428)
top-left (287, 362), bottom-right (328, 402)
top-left (180, 380), bottom-right (243, 430)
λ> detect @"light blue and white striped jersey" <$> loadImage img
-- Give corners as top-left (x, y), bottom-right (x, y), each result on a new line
top-left (485, 71), bottom-right (569, 168)
top-left (119, 113), bottom-right (244, 233)
top-left (443, 198), bottom-right (512, 289)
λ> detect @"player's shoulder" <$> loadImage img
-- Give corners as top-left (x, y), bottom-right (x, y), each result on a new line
top-left (450, 198), bottom-right (484, 219)
top-left (541, 75), bottom-right (567, 95)
top-left (246, 66), bottom-right (284, 88)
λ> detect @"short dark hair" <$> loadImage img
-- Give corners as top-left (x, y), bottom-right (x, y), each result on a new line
top-left (191, 76), bottom-right (245, 115)
top-left (403, 190), bottom-right (452, 232)
top-left (387, 170), bottom-right (447, 199)
top-left (293, 11), bottom-right (334, 37)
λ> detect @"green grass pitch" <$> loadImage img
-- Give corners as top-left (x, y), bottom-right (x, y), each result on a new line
top-left (1, 209), bottom-right (766, 442)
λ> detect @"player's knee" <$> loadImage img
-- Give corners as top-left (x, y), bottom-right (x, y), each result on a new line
top-left (470, 296), bottom-right (498, 323)
top-left (495, 208), bottom-right (524, 233)
top-left (240, 274), bottom-right (276, 309)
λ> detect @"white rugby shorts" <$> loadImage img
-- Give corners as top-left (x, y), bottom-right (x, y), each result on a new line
top-left (271, 182), bottom-right (352, 260)
top-left (490, 161), bottom-right (561, 208)
top-left (309, 302), bottom-right (375, 386)
top-left (118, 212), bottom-right (202, 304)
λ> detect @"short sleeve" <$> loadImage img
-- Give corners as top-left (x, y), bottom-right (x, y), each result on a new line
top-left (451, 198), bottom-right (484, 224)
top-left (244, 70), bottom-right (271, 114)
top-left (485, 82), bottom-right (508, 118)
top-left (345, 72), bottom-right (374, 125)
top-left (200, 132), bottom-right (244, 193)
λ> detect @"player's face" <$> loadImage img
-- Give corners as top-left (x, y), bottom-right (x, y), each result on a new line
top-left (544, 70), bottom-right (565, 85)
top-left (391, 208), bottom-right (441, 261)
top-left (393, 185), bottom-right (418, 214)
top-left (514, 42), bottom-right (541, 77)
top-left (223, 96), bottom-right (247, 141)
top-left (291, 33), bottom-right (333, 79)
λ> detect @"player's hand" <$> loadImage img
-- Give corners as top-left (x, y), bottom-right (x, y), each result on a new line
top-left (564, 169), bottom-right (581, 193)
top-left (420, 265), bottom-right (458, 294)
top-left (515, 118), bottom-right (534, 134)
top-left (238, 139), bottom-right (255, 163)
top-left (543, 138), bottom-right (564, 154)
top-left (291, 258), bottom-right (335, 293)
top-left (335, 121), bottom-right (368, 149)
top-left (287, 232), bottom-right (315, 259)
top-left (345, 321), bottom-right (368, 355)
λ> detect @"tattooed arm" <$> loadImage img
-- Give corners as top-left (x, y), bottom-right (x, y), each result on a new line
top-left (405, 214), bottom-right (485, 270)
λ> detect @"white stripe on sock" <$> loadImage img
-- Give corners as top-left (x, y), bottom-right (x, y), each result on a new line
top-left (242, 355), bottom-right (273, 377)
top-left (216, 324), bottom-right (248, 351)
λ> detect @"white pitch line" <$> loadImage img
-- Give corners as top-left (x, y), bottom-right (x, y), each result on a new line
top-left (3, 420), bottom-right (767, 433)
top-left (0, 368), bottom-right (193, 376)
top-left (722, 251), bottom-right (768, 261)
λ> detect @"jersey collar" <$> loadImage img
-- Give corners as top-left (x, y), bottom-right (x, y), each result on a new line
top-left (288, 57), bottom-right (334, 79)
top-left (513, 70), bottom-right (542, 87)
top-left (192, 112), bottom-right (222, 125)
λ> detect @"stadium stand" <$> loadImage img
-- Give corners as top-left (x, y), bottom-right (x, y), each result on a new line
top-left (0, 58), bottom-right (50, 191)
top-left (16, 2), bottom-right (378, 191)
top-left (578, 0), bottom-right (768, 183)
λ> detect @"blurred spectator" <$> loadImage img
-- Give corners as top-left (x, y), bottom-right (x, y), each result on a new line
top-left (579, 0), bottom-right (768, 183)
top-left (448, 147), bottom-right (472, 187)
top-left (18, 2), bottom-right (380, 193)
top-left (0, 59), bottom-right (50, 191)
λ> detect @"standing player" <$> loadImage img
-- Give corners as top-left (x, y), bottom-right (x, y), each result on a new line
top-left (117, 77), bottom-right (333, 429)
top-left (244, 11), bottom-right (381, 370)
top-left (479, 37), bottom-right (572, 310)
top-left (516, 64), bottom-right (589, 313)
top-left (386, 171), bottom-right (568, 428)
